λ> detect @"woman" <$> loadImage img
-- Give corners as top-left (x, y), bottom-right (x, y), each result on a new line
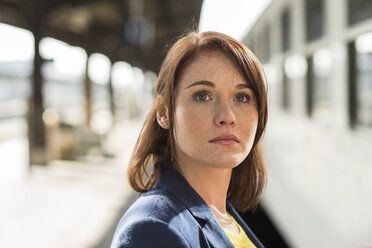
top-left (111, 31), bottom-right (268, 248)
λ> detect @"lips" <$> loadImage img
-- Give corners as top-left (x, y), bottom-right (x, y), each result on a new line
top-left (208, 134), bottom-right (240, 145)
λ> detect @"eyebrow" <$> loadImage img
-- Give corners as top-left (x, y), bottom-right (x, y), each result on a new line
top-left (236, 84), bottom-right (252, 90)
top-left (185, 80), bottom-right (252, 90)
top-left (185, 80), bottom-right (215, 89)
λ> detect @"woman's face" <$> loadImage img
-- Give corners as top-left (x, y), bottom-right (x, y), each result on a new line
top-left (172, 50), bottom-right (259, 170)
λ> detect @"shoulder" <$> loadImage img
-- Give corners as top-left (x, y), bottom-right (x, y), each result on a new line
top-left (123, 188), bottom-right (186, 223)
top-left (111, 189), bottom-right (192, 248)
top-left (111, 216), bottom-right (190, 248)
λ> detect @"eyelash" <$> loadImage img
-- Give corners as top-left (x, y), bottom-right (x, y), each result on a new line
top-left (192, 90), bottom-right (252, 103)
top-left (234, 92), bottom-right (251, 103)
top-left (192, 90), bottom-right (211, 102)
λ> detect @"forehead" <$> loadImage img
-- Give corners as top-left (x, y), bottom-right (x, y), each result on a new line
top-left (186, 50), bottom-right (235, 69)
top-left (177, 50), bottom-right (247, 86)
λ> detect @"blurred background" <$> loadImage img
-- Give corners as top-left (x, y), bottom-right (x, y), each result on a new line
top-left (0, 0), bottom-right (371, 247)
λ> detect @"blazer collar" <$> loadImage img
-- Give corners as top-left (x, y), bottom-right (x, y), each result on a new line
top-left (154, 165), bottom-right (235, 248)
top-left (227, 202), bottom-right (265, 248)
top-left (154, 164), bottom-right (214, 222)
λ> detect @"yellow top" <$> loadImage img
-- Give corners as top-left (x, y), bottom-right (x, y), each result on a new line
top-left (224, 214), bottom-right (257, 248)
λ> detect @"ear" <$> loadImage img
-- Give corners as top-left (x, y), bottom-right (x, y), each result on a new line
top-left (156, 97), bottom-right (170, 129)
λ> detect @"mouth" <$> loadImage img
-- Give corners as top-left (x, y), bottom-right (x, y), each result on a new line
top-left (208, 134), bottom-right (240, 146)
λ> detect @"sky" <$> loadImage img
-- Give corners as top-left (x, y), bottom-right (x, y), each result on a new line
top-left (199, 0), bottom-right (271, 41)
top-left (0, 23), bottom-right (34, 61)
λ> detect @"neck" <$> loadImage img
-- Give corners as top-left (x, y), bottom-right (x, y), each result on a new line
top-left (177, 160), bottom-right (232, 214)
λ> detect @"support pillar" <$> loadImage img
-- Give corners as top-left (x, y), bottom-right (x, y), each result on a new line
top-left (28, 32), bottom-right (47, 166)
top-left (84, 56), bottom-right (92, 128)
top-left (107, 63), bottom-right (116, 123)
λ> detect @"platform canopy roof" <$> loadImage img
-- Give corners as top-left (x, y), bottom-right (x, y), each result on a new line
top-left (0, 0), bottom-right (203, 72)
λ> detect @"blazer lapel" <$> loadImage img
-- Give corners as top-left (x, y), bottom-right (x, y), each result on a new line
top-left (202, 215), bottom-right (235, 248)
top-left (155, 165), bottom-right (235, 248)
top-left (227, 202), bottom-right (265, 248)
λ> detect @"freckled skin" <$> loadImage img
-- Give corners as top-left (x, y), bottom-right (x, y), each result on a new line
top-left (173, 50), bottom-right (259, 170)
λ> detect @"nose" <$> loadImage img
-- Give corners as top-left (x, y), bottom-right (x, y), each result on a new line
top-left (214, 100), bottom-right (236, 127)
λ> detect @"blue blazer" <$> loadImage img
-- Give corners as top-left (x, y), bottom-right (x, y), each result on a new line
top-left (111, 165), bottom-right (265, 248)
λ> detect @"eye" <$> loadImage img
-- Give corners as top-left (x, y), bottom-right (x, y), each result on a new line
top-left (193, 90), bottom-right (211, 102)
top-left (234, 92), bottom-right (251, 103)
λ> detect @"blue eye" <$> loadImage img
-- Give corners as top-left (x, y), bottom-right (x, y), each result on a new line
top-left (235, 93), bottom-right (251, 103)
top-left (193, 90), bottom-right (211, 101)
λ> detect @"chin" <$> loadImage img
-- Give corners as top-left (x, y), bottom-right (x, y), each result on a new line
top-left (205, 156), bottom-right (245, 169)
top-left (205, 147), bottom-right (251, 167)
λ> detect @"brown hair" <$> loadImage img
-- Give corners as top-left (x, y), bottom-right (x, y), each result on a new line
top-left (128, 31), bottom-right (268, 212)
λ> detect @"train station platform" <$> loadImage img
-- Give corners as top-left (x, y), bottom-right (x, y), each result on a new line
top-left (0, 121), bottom-right (142, 248)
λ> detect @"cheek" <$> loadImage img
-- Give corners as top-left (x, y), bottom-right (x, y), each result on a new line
top-left (174, 105), bottom-right (208, 140)
top-left (241, 110), bottom-right (259, 138)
